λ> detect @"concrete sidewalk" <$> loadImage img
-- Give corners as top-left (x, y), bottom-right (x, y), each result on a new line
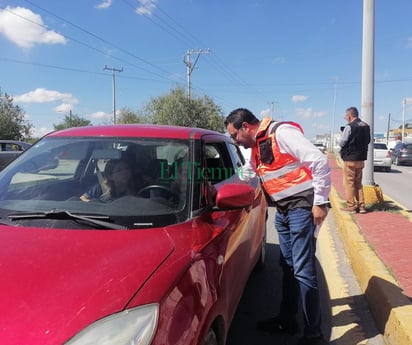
top-left (327, 155), bottom-right (412, 345)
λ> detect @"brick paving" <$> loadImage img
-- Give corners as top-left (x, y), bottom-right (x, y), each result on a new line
top-left (328, 155), bottom-right (412, 300)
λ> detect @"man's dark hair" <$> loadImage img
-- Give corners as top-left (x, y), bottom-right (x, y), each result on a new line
top-left (346, 106), bottom-right (359, 118)
top-left (224, 108), bottom-right (259, 129)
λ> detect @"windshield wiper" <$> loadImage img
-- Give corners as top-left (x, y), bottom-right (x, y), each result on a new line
top-left (8, 210), bottom-right (128, 230)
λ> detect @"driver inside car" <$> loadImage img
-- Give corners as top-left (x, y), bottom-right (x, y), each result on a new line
top-left (80, 159), bottom-right (137, 202)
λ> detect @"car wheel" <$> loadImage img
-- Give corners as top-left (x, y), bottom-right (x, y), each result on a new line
top-left (203, 328), bottom-right (218, 345)
top-left (386, 166), bottom-right (391, 172)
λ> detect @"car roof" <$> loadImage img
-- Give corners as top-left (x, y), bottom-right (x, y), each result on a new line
top-left (45, 124), bottom-right (224, 140)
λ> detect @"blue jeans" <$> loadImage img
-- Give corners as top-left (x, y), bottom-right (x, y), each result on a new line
top-left (275, 207), bottom-right (322, 337)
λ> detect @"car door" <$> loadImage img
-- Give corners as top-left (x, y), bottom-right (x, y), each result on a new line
top-left (199, 135), bottom-right (266, 324)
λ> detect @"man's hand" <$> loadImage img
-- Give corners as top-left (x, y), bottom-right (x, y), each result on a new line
top-left (312, 204), bottom-right (329, 226)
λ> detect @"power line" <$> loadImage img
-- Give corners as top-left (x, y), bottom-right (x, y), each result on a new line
top-left (120, 0), bottom-right (270, 102)
top-left (18, 0), bottom-right (183, 83)
top-left (0, 57), bottom-right (170, 84)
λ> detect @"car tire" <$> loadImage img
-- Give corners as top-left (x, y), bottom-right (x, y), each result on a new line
top-left (203, 328), bottom-right (218, 345)
top-left (385, 166), bottom-right (391, 172)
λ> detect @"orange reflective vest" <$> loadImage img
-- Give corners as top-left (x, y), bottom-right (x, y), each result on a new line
top-left (252, 118), bottom-right (313, 202)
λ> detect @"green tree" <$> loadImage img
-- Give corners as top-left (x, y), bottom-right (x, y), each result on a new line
top-left (0, 90), bottom-right (33, 140)
top-left (143, 87), bottom-right (225, 132)
top-left (53, 111), bottom-right (91, 130)
top-left (116, 107), bottom-right (146, 124)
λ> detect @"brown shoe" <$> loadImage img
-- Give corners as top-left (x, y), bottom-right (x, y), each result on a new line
top-left (359, 207), bottom-right (368, 214)
top-left (340, 206), bottom-right (358, 213)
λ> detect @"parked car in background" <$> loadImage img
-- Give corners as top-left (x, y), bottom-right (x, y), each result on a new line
top-left (391, 142), bottom-right (412, 166)
top-left (0, 124), bottom-right (267, 345)
top-left (314, 142), bottom-right (327, 154)
top-left (373, 142), bottom-right (392, 172)
top-left (0, 140), bottom-right (32, 170)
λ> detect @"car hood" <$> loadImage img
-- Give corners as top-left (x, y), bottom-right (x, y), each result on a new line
top-left (0, 225), bottom-right (174, 344)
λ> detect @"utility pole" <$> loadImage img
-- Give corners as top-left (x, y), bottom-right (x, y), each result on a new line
top-left (269, 101), bottom-right (278, 119)
top-left (330, 79), bottom-right (338, 152)
top-left (402, 98), bottom-right (406, 142)
top-left (183, 49), bottom-right (210, 99)
top-left (401, 97), bottom-right (412, 141)
top-left (386, 113), bottom-right (391, 145)
top-left (104, 65), bottom-right (123, 124)
top-left (361, 0), bottom-right (375, 186)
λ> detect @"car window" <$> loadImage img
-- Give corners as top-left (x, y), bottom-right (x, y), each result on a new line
top-left (204, 143), bottom-right (235, 185)
top-left (374, 143), bottom-right (387, 150)
top-left (0, 143), bottom-right (23, 152)
top-left (226, 142), bottom-right (244, 168)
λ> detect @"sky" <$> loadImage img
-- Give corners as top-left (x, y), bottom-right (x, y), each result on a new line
top-left (1, 0), bottom-right (412, 140)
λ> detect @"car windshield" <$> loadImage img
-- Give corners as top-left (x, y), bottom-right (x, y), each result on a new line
top-left (0, 137), bottom-right (190, 229)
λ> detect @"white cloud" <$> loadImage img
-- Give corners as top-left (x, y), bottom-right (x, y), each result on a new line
top-left (32, 126), bottom-right (53, 138)
top-left (259, 108), bottom-right (272, 119)
top-left (14, 88), bottom-right (78, 105)
top-left (96, 0), bottom-right (113, 9)
top-left (313, 123), bottom-right (329, 130)
top-left (0, 6), bottom-right (67, 48)
top-left (292, 95), bottom-right (308, 103)
top-left (90, 111), bottom-right (111, 120)
top-left (296, 107), bottom-right (327, 119)
top-left (54, 103), bottom-right (73, 113)
top-left (136, 0), bottom-right (157, 16)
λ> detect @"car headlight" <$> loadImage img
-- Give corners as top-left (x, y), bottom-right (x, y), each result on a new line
top-left (65, 304), bottom-right (159, 345)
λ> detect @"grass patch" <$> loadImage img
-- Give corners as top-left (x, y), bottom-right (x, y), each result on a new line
top-left (367, 200), bottom-right (403, 213)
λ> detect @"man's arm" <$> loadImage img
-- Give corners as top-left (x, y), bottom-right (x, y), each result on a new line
top-left (338, 125), bottom-right (351, 147)
top-left (275, 124), bottom-right (331, 206)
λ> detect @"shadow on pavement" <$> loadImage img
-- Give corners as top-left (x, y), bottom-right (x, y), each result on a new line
top-left (365, 276), bottom-right (412, 333)
top-left (226, 244), bottom-right (405, 344)
top-left (226, 243), bottom-right (334, 345)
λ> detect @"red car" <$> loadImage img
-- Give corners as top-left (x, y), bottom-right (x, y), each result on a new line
top-left (0, 124), bottom-right (267, 345)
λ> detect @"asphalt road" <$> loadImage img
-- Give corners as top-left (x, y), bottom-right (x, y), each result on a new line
top-left (374, 165), bottom-right (412, 210)
top-left (226, 208), bottom-right (385, 345)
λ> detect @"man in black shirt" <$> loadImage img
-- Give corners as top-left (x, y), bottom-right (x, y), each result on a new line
top-left (338, 106), bottom-right (371, 213)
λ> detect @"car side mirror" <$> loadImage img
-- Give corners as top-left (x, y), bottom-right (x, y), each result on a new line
top-left (214, 183), bottom-right (255, 210)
